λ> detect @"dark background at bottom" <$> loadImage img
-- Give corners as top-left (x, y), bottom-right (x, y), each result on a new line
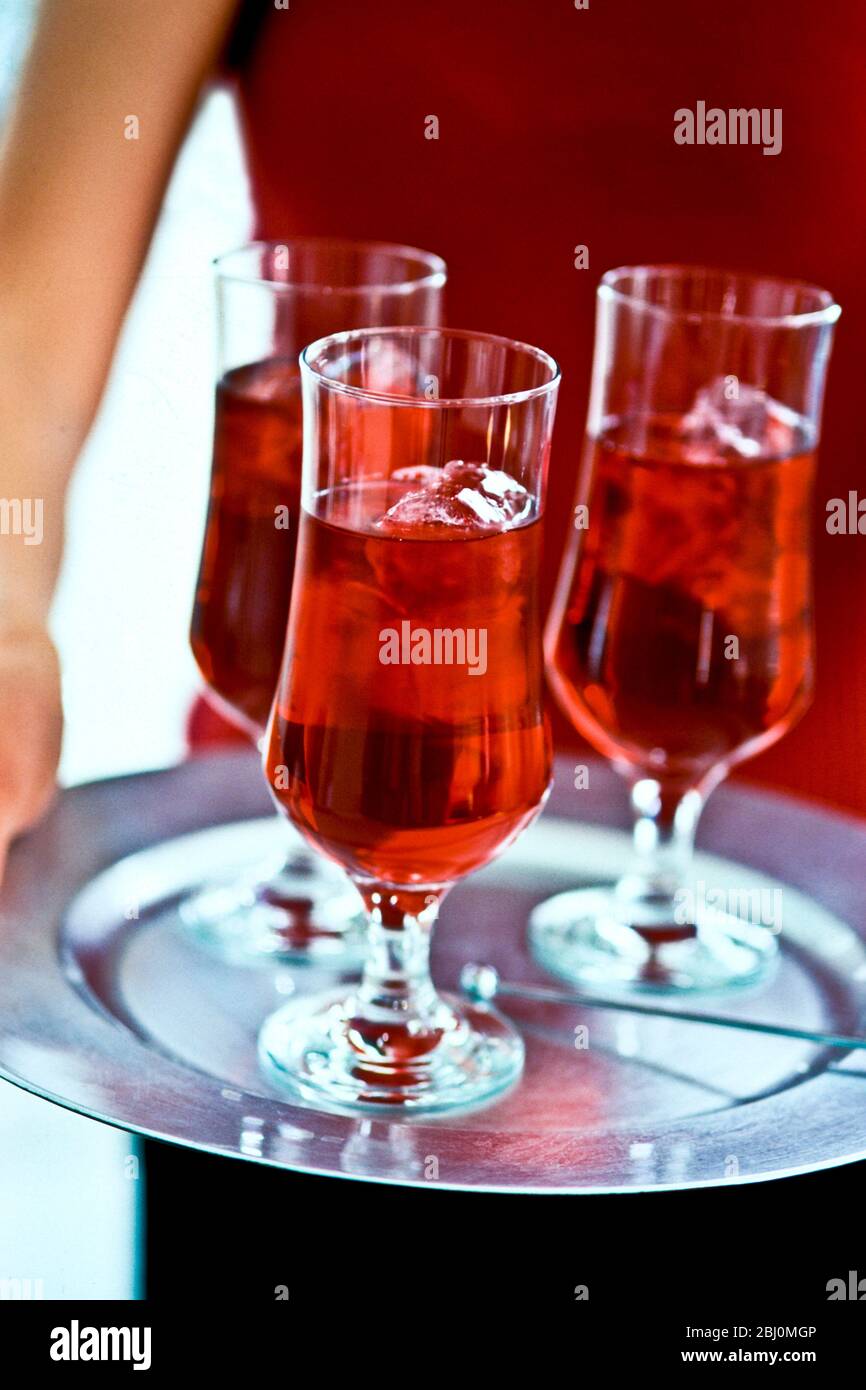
top-left (6, 1140), bottom-right (862, 1374)
top-left (144, 1139), bottom-right (864, 1313)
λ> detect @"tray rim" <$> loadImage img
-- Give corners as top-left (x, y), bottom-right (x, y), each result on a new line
top-left (2, 755), bottom-right (866, 1195)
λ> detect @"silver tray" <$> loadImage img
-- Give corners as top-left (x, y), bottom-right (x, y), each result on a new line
top-left (0, 752), bottom-right (865, 1194)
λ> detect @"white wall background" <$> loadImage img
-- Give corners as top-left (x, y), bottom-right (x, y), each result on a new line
top-left (0, 0), bottom-right (253, 1299)
top-left (53, 87), bottom-right (252, 784)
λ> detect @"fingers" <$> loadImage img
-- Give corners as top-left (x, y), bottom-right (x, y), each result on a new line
top-left (0, 628), bottom-right (62, 869)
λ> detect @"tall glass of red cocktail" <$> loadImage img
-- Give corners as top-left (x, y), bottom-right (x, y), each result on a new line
top-left (533, 266), bottom-right (839, 992)
top-left (260, 326), bottom-right (560, 1111)
top-left (185, 240), bottom-right (446, 961)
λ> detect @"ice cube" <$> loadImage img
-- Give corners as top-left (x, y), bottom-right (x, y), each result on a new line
top-left (679, 378), bottom-right (803, 462)
top-left (240, 358), bottom-right (300, 403)
top-left (391, 464), bottom-right (443, 485)
top-left (377, 460), bottom-right (532, 537)
top-left (362, 339), bottom-right (420, 397)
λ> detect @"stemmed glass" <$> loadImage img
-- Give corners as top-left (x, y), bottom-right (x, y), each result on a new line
top-left (532, 265), bottom-right (839, 992)
top-left (259, 326), bottom-right (560, 1111)
top-left (185, 239), bottom-right (446, 961)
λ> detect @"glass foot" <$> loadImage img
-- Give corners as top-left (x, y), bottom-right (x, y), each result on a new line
top-left (179, 850), bottom-right (366, 965)
top-left (259, 989), bottom-right (524, 1114)
top-left (528, 888), bottom-right (778, 993)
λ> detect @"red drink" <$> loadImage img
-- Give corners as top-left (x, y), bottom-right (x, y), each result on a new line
top-left (259, 327), bottom-right (557, 1109)
top-left (191, 358), bottom-right (302, 733)
top-left (548, 413), bottom-right (815, 784)
top-left (267, 469), bottom-right (551, 886)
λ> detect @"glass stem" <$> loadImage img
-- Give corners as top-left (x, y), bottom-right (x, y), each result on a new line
top-left (352, 888), bottom-right (449, 1058)
top-left (615, 778), bottom-right (704, 937)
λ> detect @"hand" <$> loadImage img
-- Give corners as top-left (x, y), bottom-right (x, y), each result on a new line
top-left (0, 625), bottom-right (62, 880)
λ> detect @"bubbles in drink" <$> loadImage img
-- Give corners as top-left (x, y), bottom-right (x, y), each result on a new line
top-left (377, 460), bottom-right (533, 537)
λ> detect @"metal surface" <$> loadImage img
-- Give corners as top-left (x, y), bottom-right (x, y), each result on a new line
top-left (461, 966), bottom-right (866, 1050)
top-left (0, 751), bottom-right (865, 1193)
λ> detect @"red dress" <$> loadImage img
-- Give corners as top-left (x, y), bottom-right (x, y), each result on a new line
top-left (195, 0), bottom-right (866, 814)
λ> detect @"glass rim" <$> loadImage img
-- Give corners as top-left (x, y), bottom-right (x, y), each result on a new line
top-left (300, 325), bottom-right (561, 408)
top-left (599, 264), bottom-right (841, 329)
top-left (213, 237), bottom-right (447, 296)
